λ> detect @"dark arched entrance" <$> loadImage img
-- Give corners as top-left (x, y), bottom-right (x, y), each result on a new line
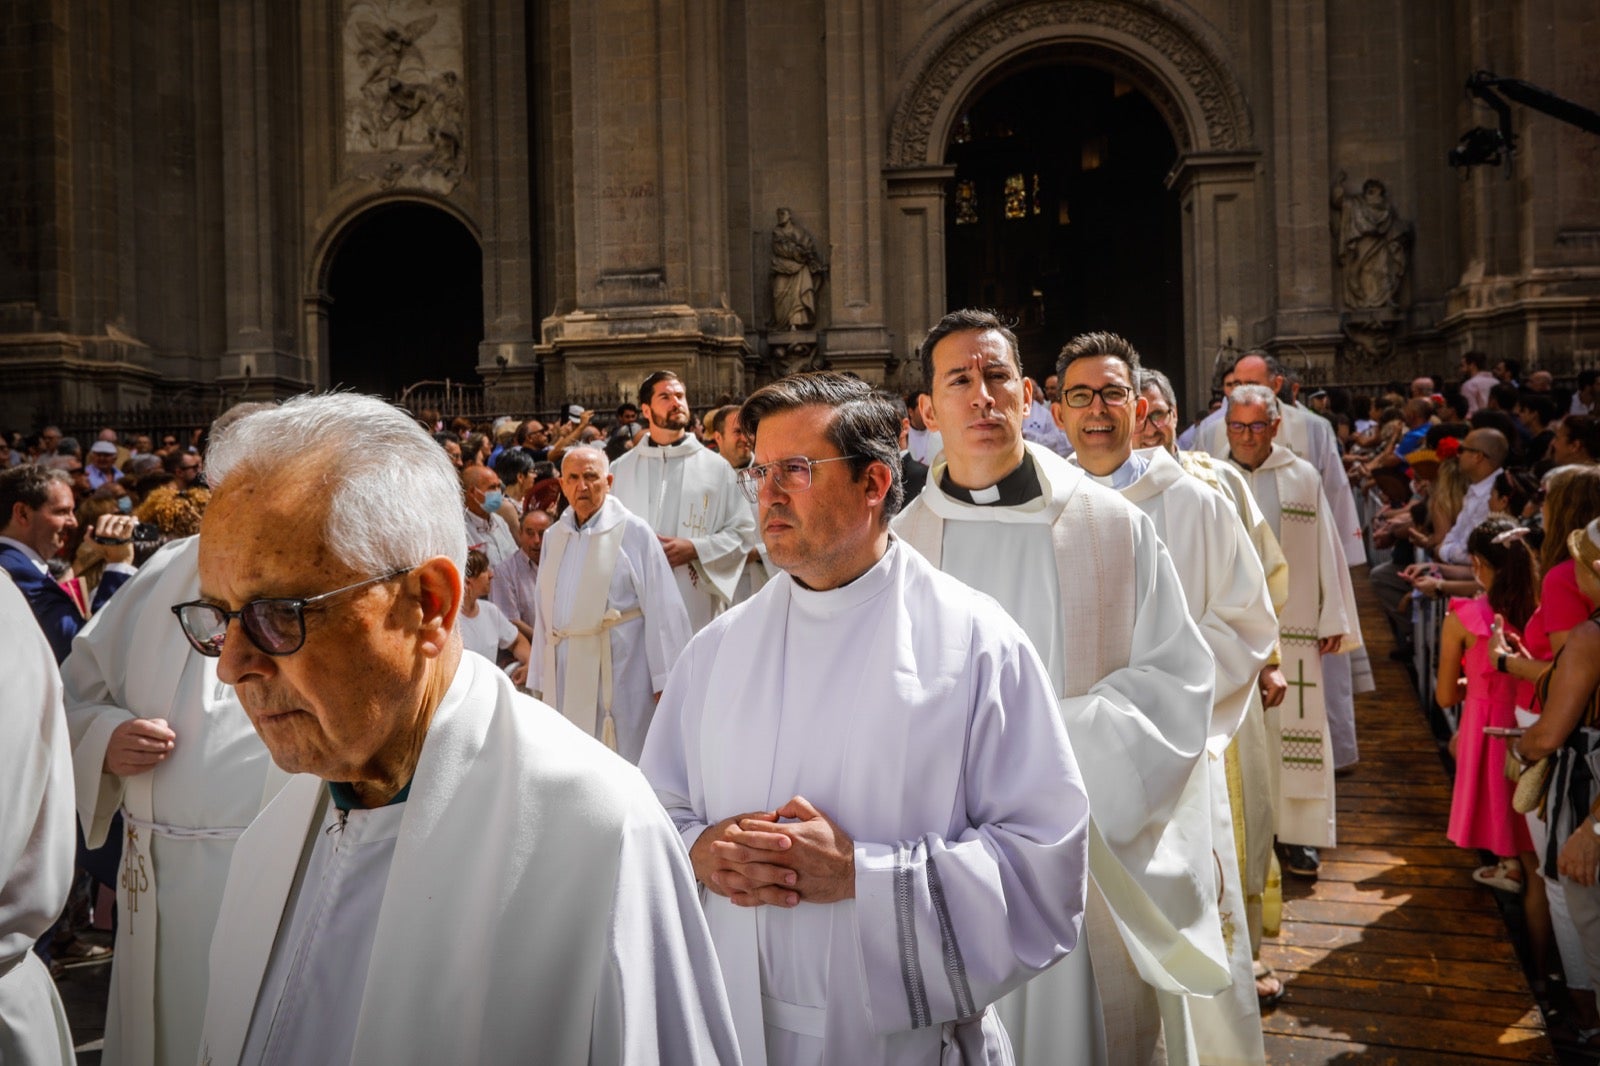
top-left (326, 202), bottom-right (483, 395)
top-left (944, 64), bottom-right (1183, 394)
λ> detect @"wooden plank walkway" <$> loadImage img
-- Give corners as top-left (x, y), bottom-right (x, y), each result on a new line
top-left (1261, 566), bottom-right (1557, 1064)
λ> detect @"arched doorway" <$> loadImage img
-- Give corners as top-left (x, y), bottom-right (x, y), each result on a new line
top-left (325, 202), bottom-right (483, 395)
top-left (944, 63), bottom-right (1182, 392)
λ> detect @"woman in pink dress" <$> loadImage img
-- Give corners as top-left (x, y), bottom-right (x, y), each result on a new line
top-left (1436, 515), bottom-right (1538, 886)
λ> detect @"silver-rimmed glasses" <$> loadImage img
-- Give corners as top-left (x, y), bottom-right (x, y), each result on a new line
top-left (171, 567), bottom-right (415, 658)
top-left (735, 455), bottom-right (862, 503)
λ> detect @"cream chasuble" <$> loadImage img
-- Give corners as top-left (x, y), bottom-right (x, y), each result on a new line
top-left (0, 576), bottom-right (75, 1066)
top-left (1231, 445), bottom-right (1362, 848)
top-left (1180, 450), bottom-right (1289, 956)
top-left (62, 536), bottom-right (283, 1066)
top-left (198, 653), bottom-right (740, 1066)
top-left (1105, 447), bottom-right (1277, 1066)
top-left (610, 435), bottom-right (754, 631)
top-left (641, 538), bottom-right (1090, 1066)
top-left (532, 496), bottom-right (691, 762)
top-left (895, 443), bottom-right (1228, 1066)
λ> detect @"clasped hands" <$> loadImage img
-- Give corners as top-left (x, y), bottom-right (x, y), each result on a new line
top-left (691, 795), bottom-right (855, 908)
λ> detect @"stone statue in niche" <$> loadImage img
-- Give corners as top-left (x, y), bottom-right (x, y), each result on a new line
top-left (345, 2), bottom-right (466, 193)
top-left (1330, 173), bottom-right (1411, 311)
top-left (769, 208), bottom-right (827, 330)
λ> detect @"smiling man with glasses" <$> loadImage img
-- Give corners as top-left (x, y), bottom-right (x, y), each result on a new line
top-left (1052, 332), bottom-right (1277, 1061)
top-left (643, 371), bottom-right (1089, 1066)
top-left (187, 393), bottom-right (738, 1066)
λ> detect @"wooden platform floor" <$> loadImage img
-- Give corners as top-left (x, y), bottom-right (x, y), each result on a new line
top-left (1261, 565), bottom-right (1557, 1064)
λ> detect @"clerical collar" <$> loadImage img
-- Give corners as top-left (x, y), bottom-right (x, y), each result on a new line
top-left (646, 433), bottom-right (687, 448)
top-left (939, 456), bottom-right (1042, 507)
top-left (328, 779), bottom-right (411, 811)
top-left (1085, 451), bottom-right (1149, 490)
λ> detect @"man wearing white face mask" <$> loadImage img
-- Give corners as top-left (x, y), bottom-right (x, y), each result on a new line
top-left (462, 464), bottom-right (518, 570)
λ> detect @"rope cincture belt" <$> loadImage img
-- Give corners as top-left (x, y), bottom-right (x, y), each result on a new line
top-left (550, 605), bottom-right (643, 750)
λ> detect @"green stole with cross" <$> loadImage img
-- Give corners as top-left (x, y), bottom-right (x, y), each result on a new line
top-left (1273, 473), bottom-right (1331, 801)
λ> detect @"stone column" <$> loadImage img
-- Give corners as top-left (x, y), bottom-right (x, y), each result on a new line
top-left (1265, 0), bottom-right (1341, 362)
top-left (537, 0), bottom-right (746, 407)
top-left (217, 0), bottom-right (307, 393)
top-left (1168, 151), bottom-right (1265, 414)
top-left (884, 165), bottom-right (956, 387)
top-left (819, 0), bottom-right (893, 381)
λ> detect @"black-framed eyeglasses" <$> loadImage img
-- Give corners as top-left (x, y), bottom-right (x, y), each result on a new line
top-left (735, 455), bottom-right (861, 503)
top-left (1227, 420), bottom-right (1274, 435)
top-left (170, 567), bottom-right (415, 658)
top-left (1062, 384), bottom-right (1132, 409)
top-left (1145, 408), bottom-right (1174, 426)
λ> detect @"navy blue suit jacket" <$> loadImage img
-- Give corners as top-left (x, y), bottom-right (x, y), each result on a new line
top-left (0, 543), bottom-right (129, 663)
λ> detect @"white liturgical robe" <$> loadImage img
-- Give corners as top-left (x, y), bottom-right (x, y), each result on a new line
top-left (531, 495), bottom-right (692, 762)
top-left (62, 536), bottom-right (281, 1066)
top-left (640, 538), bottom-right (1090, 1066)
top-left (0, 576), bottom-right (75, 1066)
top-left (1102, 447), bottom-right (1278, 1066)
top-left (1230, 445), bottom-right (1363, 848)
top-left (895, 443), bottom-right (1228, 1066)
top-left (198, 653), bottom-right (740, 1066)
top-left (610, 435), bottom-right (754, 630)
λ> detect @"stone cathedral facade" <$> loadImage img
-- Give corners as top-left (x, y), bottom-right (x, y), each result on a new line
top-left (2, 0), bottom-right (1597, 429)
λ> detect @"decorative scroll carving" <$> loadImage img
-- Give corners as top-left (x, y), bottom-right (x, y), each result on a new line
top-left (344, 1), bottom-right (466, 194)
top-left (888, 0), bottom-right (1251, 167)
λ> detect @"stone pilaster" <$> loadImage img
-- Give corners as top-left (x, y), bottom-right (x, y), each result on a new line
top-left (884, 165), bottom-right (957, 386)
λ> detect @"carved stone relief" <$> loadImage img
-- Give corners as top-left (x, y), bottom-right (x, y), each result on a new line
top-left (343, 1), bottom-right (465, 194)
top-left (1330, 172), bottom-right (1412, 362)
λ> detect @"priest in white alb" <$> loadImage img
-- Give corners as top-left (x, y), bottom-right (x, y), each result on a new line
top-left (1189, 352), bottom-right (1370, 772)
top-left (641, 373), bottom-right (1090, 1066)
top-left (0, 574), bottom-right (75, 1066)
top-left (611, 370), bottom-right (754, 629)
top-left (63, 535), bottom-right (283, 1066)
top-left (1224, 385), bottom-right (1363, 875)
top-left (897, 310), bottom-right (1227, 1066)
top-left (1053, 332), bottom-right (1278, 1065)
top-left (530, 445), bottom-right (691, 763)
top-left (186, 394), bottom-right (739, 1066)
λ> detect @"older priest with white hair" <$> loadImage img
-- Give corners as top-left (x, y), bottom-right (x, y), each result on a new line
top-left (642, 373), bottom-right (1089, 1066)
top-left (531, 445), bottom-right (691, 762)
top-left (184, 394), bottom-right (739, 1066)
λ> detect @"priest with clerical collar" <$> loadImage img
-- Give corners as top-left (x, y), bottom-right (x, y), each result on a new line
top-left (895, 309), bottom-right (1226, 1066)
top-left (184, 393), bottom-right (738, 1066)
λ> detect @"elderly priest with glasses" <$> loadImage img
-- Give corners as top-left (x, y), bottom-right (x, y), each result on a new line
top-left (641, 372), bottom-right (1090, 1065)
top-left (176, 393), bottom-right (739, 1066)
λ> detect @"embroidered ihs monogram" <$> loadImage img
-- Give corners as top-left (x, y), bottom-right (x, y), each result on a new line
top-left (121, 822), bottom-right (150, 922)
top-left (683, 492), bottom-right (714, 539)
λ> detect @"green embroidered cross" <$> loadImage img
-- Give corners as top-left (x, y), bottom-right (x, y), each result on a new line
top-left (1287, 659), bottom-right (1318, 718)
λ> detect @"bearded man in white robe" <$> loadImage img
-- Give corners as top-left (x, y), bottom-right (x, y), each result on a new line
top-left (641, 372), bottom-right (1090, 1066)
top-left (611, 370), bottom-right (755, 630)
top-left (710, 404), bottom-right (771, 603)
top-left (0, 574), bottom-right (75, 1066)
top-left (1225, 385), bottom-right (1363, 877)
top-left (1054, 333), bottom-right (1278, 1066)
top-left (1139, 369), bottom-right (1292, 1008)
top-left (531, 446), bottom-right (691, 763)
top-left (186, 394), bottom-right (739, 1066)
top-left (1185, 354), bottom-right (1368, 764)
top-left (897, 310), bottom-right (1227, 1066)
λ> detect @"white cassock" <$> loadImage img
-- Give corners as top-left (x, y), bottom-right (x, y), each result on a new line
top-left (488, 548), bottom-right (539, 630)
top-left (732, 489), bottom-right (772, 604)
top-left (640, 538), bottom-right (1090, 1066)
top-left (906, 426), bottom-right (943, 465)
top-left (1096, 448), bottom-right (1277, 1066)
top-left (1230, 445), bottom-right (1363, 848)
top-left (1021, 400), bottom-right (1073, 458)
top-left (61, 537), bottom-right (283, 1066)
top-left (1179, 450), bottom-right (1291, 956)
top-left (895, 443), bottom-right (1229, 1066)
top-left (463, 507), bottom-right (519, 570)
top-left (0, 575), bottom-right (75, 1066)
top-left (610, 435), bottom-right (754, 631)
top-left (198, 653), bottom-right (740, 1066)
top-left (1197, 402), bottom-right (1370, 768)
top-left (530, 495), bottom-right (692, 763)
